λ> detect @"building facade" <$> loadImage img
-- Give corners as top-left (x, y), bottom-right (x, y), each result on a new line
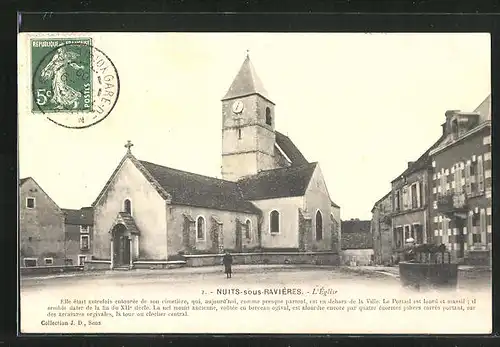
top-left (62, 207), bottom-right (94, 266)
top-left (371, 192), bottom-right (392, 265)
top-left (340, 219), bottom-right (373, 266)
top-left (390, 136), bottom-right (443, 251)
top-left (19, 177), bottom-right (66, 267)
top-left (89, 55), bottom-right (342, 269)
top-left (429, 95), bottom-right (491, 264)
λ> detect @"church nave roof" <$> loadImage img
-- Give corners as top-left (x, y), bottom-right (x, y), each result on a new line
top-left (139, 160), bottom-right (260, 214)
top-left (237, 162), bottom-right (318, 201)
top-left (275, 131), bottom-right (309, 167)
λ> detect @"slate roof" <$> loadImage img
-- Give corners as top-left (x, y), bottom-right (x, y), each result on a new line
top-left (341, 220), bottom-right (371, 234)
top-left (371, 191), bottom-right (392, 213)
top-left (275, 131), bottom-right (309, 166)
top-left (118, 212), bottom-right (140, 235)
top-left (391, 134), bottom-right (445, 183)
top-left (139, 160), bottom-right (260, 214)
top-left (237, 162), bottom-right (318, 201)
top-left (331, 200), bottom-right (340, 208)
top-left (62, 207), bottom-right (93, 225)
top-left (222, 55), bottom-right (272, 102)
top-left (20, 177), bottom-right (31, 186)
top-left (474, 94), bottom-right (491, 118)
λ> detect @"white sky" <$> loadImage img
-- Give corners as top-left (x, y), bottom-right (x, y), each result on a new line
top-left (18, 33), bottom-right (491, 220)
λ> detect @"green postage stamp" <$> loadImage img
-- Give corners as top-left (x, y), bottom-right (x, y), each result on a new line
top-left (31, 38), bottom-right (93, 113)
top-left (30, 37), bottom-right (119, 129)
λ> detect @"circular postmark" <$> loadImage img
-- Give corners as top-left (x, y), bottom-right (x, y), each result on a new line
top-left (31, 40), bottom-right (120, 129)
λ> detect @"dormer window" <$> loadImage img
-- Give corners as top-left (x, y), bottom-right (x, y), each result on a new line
top-left (448, 112), bottom-right (480, 139)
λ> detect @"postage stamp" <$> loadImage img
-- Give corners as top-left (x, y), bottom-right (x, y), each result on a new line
top-left (31, 38), bottom-right (119, 129)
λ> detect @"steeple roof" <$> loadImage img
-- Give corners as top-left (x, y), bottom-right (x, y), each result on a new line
top-left (222, 55), bottom-right (272, 102)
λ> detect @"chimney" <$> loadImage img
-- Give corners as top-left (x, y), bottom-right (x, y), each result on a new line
top-left (407, 161), bottom-right (414, 168)
top-left (441, 122), bottom-right (447, 135)
top-left (445, 110), bottom-right (459, 118)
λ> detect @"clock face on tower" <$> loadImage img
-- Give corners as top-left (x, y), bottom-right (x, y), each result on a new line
top-left (232, 100), bottom-right (244, 114)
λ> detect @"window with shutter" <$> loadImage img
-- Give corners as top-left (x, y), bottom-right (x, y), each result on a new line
top-left (480, 209), bottom-right (486, 235)
top-left (477, 156), bottom-right (484, 192)
top-left (443, 217), bottom-right (449, 243)
top-left (465, 162), bottom-right (472, 195)
top-left (454, 164), bottom-right (461, 193)
top-left (440, 171), bottom-right (447, 195)
top-left (467, 212), bottom-right (473, 245)
top-left (411, 183), bottom-right (418, 209)
top-left (419, 181), bottom-right (424, 207)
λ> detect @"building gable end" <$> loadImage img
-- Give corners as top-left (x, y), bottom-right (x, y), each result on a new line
top-left (20, 177), bottom-right (63, 214)
top-left (91, 153), bottom-right (171, 208)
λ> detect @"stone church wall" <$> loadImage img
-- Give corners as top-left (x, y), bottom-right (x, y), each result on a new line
top-left (251, 196), bottom-right (303, 249)
top-left (93, 158), bottom-right (167, 260)
top-left (304, 165), bottom-right (336, 252)
top-left (167, 205), bottom-right (259, 258)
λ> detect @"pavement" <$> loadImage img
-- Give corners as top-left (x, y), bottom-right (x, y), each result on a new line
top-left (20, 263), bottom-right (491, 283)
top-left (20, 264), bottom-right (342, 282)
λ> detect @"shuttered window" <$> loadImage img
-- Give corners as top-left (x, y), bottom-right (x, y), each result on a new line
top-left (477, 156), bottom-right (484, 192)
top-left (440, 170), bottom-right (447, 194)
top-left (442, 217), bottom-right (449, 243)
top-left (454, 164), bottom-right (462, 193)
top-left (465, 162), bottom-right (472, 195)
top-left (480, 209), bottom-right (486, 235)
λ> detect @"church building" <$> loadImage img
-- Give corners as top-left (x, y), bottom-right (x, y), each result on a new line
top-left (90, 55), bottom-right (341, 269)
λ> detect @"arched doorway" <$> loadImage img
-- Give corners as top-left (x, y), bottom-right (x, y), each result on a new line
top-left (112, 224), bottom-right (130, 267)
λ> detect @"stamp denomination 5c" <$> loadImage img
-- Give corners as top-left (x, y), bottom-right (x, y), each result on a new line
top-left (31, 38), bottom-right (119, 129)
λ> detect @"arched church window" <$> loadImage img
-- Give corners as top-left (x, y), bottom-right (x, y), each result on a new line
top-left (197, 216), bottom-right (206, 240)
top-left (316, 210), bottom-right (323, 240)
top-left (270, 210), bottom-right (280, 234)
top-left (124, 199), bottom-right (132, 215)
top-left (265, 107), bottom-right (272, 126)
top-left (245, 219), bottom-right (251, 239)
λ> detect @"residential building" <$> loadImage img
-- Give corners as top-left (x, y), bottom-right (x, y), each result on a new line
top-left (341, 219), bottom-right (373, 265)
top-left (19, 177), bottom-right (66, 267)
top-left (371, 192), bottom-right (392, 265)
top-left (390, 135), bottom-right (444, 251)
top-left (62, 207), bottom-right (94, 266)
top-left (429, 95), bottom-right (491, 264)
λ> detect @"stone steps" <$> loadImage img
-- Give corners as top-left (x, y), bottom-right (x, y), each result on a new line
top-left (113, 266), bottom-right (131, 271)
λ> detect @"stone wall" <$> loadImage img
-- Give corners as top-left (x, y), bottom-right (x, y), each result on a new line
top-left (183, 252), bottom-right (340, 267)
top-left (340, 249), bottom-right (374, 266)
top-left (20, 178), bottom-right (66, 266)
top-left (84, 260), bottom-right (111, 271)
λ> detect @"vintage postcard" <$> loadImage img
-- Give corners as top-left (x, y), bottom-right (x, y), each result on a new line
top-left (18, 32), bottom-right (492, 334)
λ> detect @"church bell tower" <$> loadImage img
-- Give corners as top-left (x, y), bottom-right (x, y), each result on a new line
top-left (221, 53), bottom-right (276, 181)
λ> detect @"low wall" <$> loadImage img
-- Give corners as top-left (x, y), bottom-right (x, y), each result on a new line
top-left (183, 252), bottom-right (340, 267)
top-left (20, 265), bottom-right (84, 276)
top-left (399, 262), bottom-right (458, 290)
top-left (84, 260), bottom-right (111, 271)
top-left (133, 260), bottom-right (186, 269)
top-left (341, 249), bottom-right (374, 266)
top-left (465, 250), bottom-right (491, 266)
